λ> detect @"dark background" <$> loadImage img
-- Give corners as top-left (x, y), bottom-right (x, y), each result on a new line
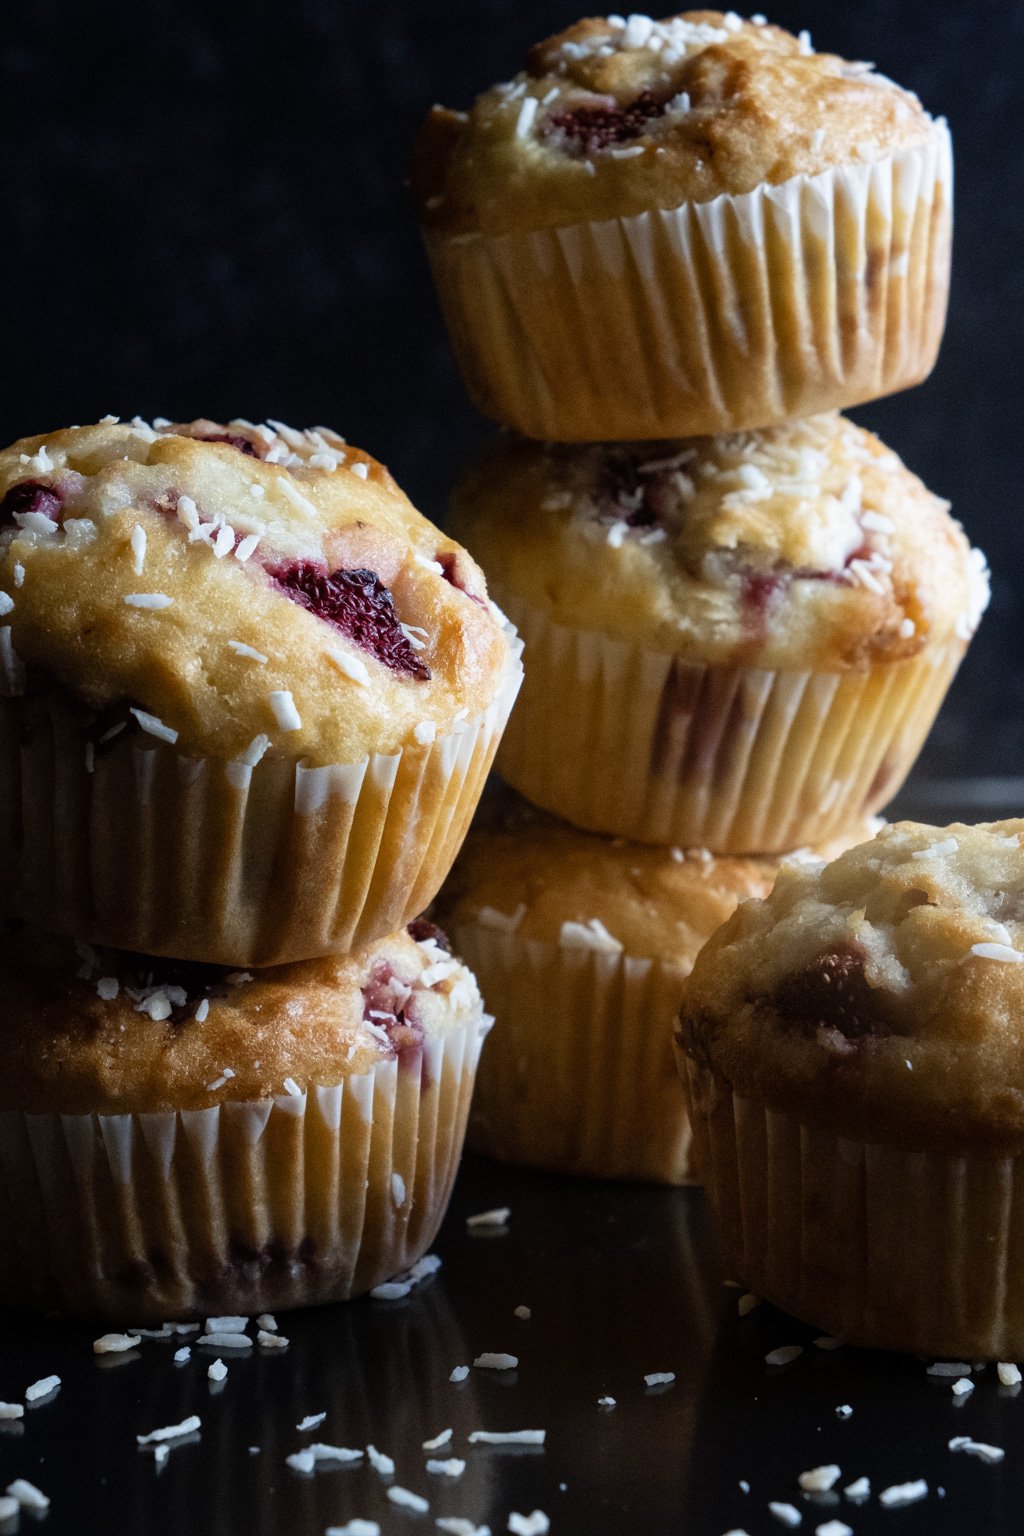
top-left (1, 0), bottom-right (1020, 780)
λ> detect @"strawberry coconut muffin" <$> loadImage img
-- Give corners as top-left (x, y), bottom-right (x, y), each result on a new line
top-left (415, 10), bottom-right (952, 440)
top-left (451, 414), bottom-right (987, 853)
top-left (0, 917), bottom-right (489, 1319)
top-left (678, 819), bottom-right (1024, 1358)
top-left (0, 417), bottom-right (522, 965)
top-left (435, 786), bottom-right (875, 1184)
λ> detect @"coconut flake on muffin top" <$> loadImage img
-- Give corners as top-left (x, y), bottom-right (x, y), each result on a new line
top-left (450, 414), bottom-right (988, 671)
top-left (414, 10), bottom-right (940, 234)
top-left (678, 820), bottom-right (1024, 1149)
top-left (0, 417), bottom-right (511, 764)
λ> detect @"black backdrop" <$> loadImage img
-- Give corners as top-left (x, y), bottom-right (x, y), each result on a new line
top-left (1, 0), bottom-right (1020, 779)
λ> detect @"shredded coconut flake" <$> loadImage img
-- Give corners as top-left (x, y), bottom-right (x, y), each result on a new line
top-left (843, 1476), bottom-right (870, 1499)
top-left (468, 1430), bottom-right (545, 1446)
top-left (798, 1466), bottom-right (840, 1493)
top-left (208, 1358), bottom-right (227, 1383)
top-left (269, 689), bottom-right (301, 732)
top-left (6, 1480), bottom-right (49, 1512)
top-left (559, 918), bottom-right (623, 954)
top-left (423, 1429), bottom-right (452, 1451)
top-left (326, 645), bottom-right (371, 686)
top-left (949, 1436), bottom-right (1004, 1463)
top-left (326, 1524), bottom-right (380, 1536)
top-left (878, 1480), bottom-right (928, 1507)
top-left (644, 1371), bottom-right (676, 1388)
top-left (129, 707), bottom-right (178, 745)
top-left (970, 942), bottom-right (1024, 963)
top-left (768, 1504), bottom-right (802, 1528)
top-left (508, 1515), bottom-right (549, 1536)
top-left (467, 1207), bottom-right (511, 1230)
top-left (387, 1487), bottom-right (429, 1514)
top-left (125, 592), bottom-right (173, 610)
top-left (24, 1375), bottom-right (61, 1403)
top-left (765, 1345), bottom-right (803, 1367)
top-left (96, 976), bottom-right (119, 1001)
top-left (450, 1366), bottom-right (470, 1383)
top-left (94, 1333), bottom-right (137, 1355)
top-left (998, 1362), bottom-right (1022, 1387)
top-left (228, 639), bottom-right (269, 664)
top-left (137, 1415), bottom-right (201, 1446)
top-left (0, 1404), bottom-right (24, 1421)
top-left (475, 1353), bottom-right (518, 1372)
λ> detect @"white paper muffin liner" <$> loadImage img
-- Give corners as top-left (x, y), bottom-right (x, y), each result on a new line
top-left (0, 625), bottom-right (522, 966)
top-left (449, 920), bottom-right (694, 1185)
top-left (424, 123), bottom-right (952, 440)
top-left (494, 592), bottom-right (963, 852)
top-left (0, 1013), bottom-right (492, 1321)
top-left (682, 1056), bottom-right (1024, 1359)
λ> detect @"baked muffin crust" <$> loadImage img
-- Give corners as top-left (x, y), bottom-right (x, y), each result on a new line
top-left (0, 417), bottom-right (511, 764)
top-left (0, 920), bottom-right (483, 1115)
top-left (415, 11), bottom-right (939, 235)
top-left (437, 786), bottom-right (876, 961)
top-left (679, 821), bottom-right (1024, 1150)
top-left (451, 415), bottom-right (987, 671)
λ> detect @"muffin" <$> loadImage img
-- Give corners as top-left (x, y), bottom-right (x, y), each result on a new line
top-left (677, 819), bottom-right (1024, 1358)
top-left (0, 417), bottom-right (522, 965)
top-left (451, 416), bottom-right (987, 853)
top-left (0, 917), bottom-right (489, 1320)
top-left (434, 785), bottom-right (875, 1184)
top-left (414, 11), bottom-right (952, 441)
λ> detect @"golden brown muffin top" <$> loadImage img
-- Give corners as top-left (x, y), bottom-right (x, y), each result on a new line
top-left (435, 785), bottom-right (875, 964)
top-left (450, 416), bottom-right (987, 671)
top-left (414, 11), bottom-right (939, 235)
top-left (0, 418), bottom-right (512, 765)
top-left (679, 821), bottom-right (1024, 1151)
top-left (0, 921), bottom-right (484, 1116)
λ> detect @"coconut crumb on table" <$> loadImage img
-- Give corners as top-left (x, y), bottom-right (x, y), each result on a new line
top-left (24, 1375), bottom-right (60, 1403)
top-left (0, 1495), bottom-right (18, 1523)
top-left (765, 1346), bottom-right (803, 1367)
top-left (423, 1425), bottom-right (457, 1449)
top-left (426, 1457), bottom-right (467, 1478)
top-left (0, 1405), bottom-right (24, 1421)
top-left (878, 1479), bottom-right (928, 1507)
top-left (94, 1333), bottom-right (137, 1355)
top-left (207, 1359), bottom-right (227, 1384)
top-left (387, 1486), bottom-right (429, 1513)
top-left (843, 1476), bottom-right (869, 1500)
top-left (136, 1415), bottom-right (201, 1446)
top-left (367, 1444), bottom-right (396, 1476)
top-left (326, 1522), bottom-right (381, 1536)
top-left (644, 1371), bottom-right (676, 1388)
top-left (508, 1514), bottom-right (549, 1535)
top-left (468, 1430), bottom-right (546, 1446)
top-left (998, 1362), bottom-right (1022, 1387)
top-left (297, 1412), bottom-right (326, 1432)
top-left (285, 1443), bottom-right (363, 1474)
top-left (474, 1353), bottom-right (518, 1372)
top-left (5, 1479), bottom-right (49, 1512)
top-left (436, 1521), bottom-right (491, 1536)
top-left (798, 1465), bottom-right (840, 1493)
top-left (467, 1207), bottom-right (511, 1230)
top-left (768, 1503), bottom-right (802, 1527)
top-left (450, 1366), bottom-right (470, 1383)
top-left (949, 1436), bottom-right (1005, 1463)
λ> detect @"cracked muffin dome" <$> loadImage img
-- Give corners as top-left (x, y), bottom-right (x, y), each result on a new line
top-left (414, 10), bottom-right (939, 236)
top-left (0, 416), bottom-right (511, 764)
top-left (679, 820), bottom-right (1024, 1149)
top-left (0, 919), bottom-right (483, 1116)
top-left (451, 414), bottom-right (988, 672)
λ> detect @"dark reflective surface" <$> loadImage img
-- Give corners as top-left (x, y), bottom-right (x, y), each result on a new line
top-left (2, 1152), bottom-right (1024, 1535)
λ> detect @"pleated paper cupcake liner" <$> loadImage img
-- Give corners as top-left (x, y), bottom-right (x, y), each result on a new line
top-left (0, 1014), bottom-right (491, 1321)
top-left (0, 625), bottom-right (522, 966)
top-left (494, 593), bottom-right (963, 853)
top-left (424, 123), bottom-right (952, 441)
top-left (450, 921), bottom-right (695, 1185)
top-left (682, 1055), bottom-right (1024, 1359)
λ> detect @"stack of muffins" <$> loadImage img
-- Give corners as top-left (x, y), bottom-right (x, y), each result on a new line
top-left (0, 416), bottom-right (522, 1319)
top-left (416, 12), bottom-right (989, 1185)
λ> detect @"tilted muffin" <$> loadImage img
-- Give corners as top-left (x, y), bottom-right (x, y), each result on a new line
top-left (414, 11), bottom-right (952, 440)
top-left (434, 784), bottom-right (874, 1184)
top-left (0, 417), bottom-right (522, 964)
top-left (0, 917), bottom-right (489, 1319)
top-left (451, 416), bottom-right (987, 852)
top-left (677, 819), bottom-right (1024, 1357)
